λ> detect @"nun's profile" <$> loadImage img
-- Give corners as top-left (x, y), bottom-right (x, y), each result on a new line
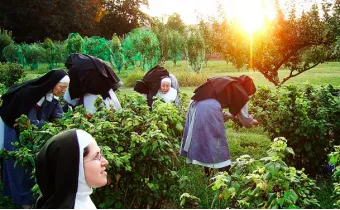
top-left (0, 69), bottom-right (69, 208)
top-left (63, 53), bottom-right (123, 114)
top-left (35, 129), bottom-right (108, 209)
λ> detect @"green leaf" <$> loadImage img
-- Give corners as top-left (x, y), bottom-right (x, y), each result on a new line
top-left (304, 143), bottom-right (311, 152)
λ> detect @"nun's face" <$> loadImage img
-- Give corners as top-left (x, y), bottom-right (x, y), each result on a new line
top-left (160, 81), bottom-right (171, 94)
top-left (52, 82), bottom-right (69, 96)
top-left (83, 142), bottom-right (108, 188)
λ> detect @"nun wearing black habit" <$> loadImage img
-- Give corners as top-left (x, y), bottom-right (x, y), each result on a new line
top-left (179, 75), bottom-right (259, 176)
top-left (0, 69), bottom-right (70, 207)
top-left (133, 65), bottom-right (180, 108)
top-left (63, 53), bottom-right (123, 114)
top-left (34, 129), bottom-right (108, 209)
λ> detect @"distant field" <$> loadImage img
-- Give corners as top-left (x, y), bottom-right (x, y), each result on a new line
top-left (117, 60), bottom-right (340, 96)
top-left (26, 61), bottom-right (340, 97)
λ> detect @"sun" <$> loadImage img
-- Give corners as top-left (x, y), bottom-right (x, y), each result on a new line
top-left (223, 0), bottom-right (276, 34)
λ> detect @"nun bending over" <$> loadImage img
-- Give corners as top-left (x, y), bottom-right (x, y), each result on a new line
top-left (134, 65), bottom-right (180, 108)
top-left (34, 129), bottom-right (108, 209)
top-left (0, 69), bottom-right (70, 208)
top-left (63, 53), bottom-right (123, 114)
top-left (180, 75), bottom-right (259, 177)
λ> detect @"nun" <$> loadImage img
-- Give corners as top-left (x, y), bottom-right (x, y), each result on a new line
top-left (34, 129), bottom-right (108, 209)
top-left (0, 69), bottom-right (70, 208)
top-left (134, 65), bottom-right (180, 107)
top-left (63, 53), bottom-right (123, 114)
top-left (179, 75), bottom-right (259, 176)
top-left (156, 77), bottom-right (177, 103)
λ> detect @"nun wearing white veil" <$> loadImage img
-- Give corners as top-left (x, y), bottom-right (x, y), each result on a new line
top-left (35, 129), bottom-right (109, 209)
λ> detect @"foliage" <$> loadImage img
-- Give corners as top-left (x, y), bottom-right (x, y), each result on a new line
top-left (166, 13), bottom-right (186, 36)
top-left (328, 145), bottom-right (340, 208)
top-left (84, 36), bottom-right (111, 61)
top-left (210, 1), bottom-right (340, 86)
top-left (249, 84), bottom-right (340, 174)
top-left (66, 33), bottom-right (84, 56)
top-left (179, 193), bottom-right (200, 209)
top-left (168, 30), bottom-right (186, 66)
top-left (0, 62), bottom-right (26, 87)
top-left (2, 43), bottom-right (25, 65)
top-left (24, 44), bottom-right (46, 70)
top-left (0, 93), bottom-right (184, 208)
top-left (172, 71), bottom-right (208, 87)
top-left (0, 29), bottom-right (13, 62)
top-left (122, 28), bottom-right (160, 70)
top-left (209, 137), bottom-right (320, 209)
top-left (198, 20), bottom-right (216, 65)
top-left (124, 70), bottom-right (146, 87)
top-left (0, 0), bottom-right (101, 42)
top-left (42, 38), bottom-right (55, 69)
top-left (151, 20), bottom-right (171, 65)
top-left (110, 34), bottom-right (125, 73)
top-left (186, 29), bottom-right (205, 73)
top-left (98, 0), bottom-right (150, 38)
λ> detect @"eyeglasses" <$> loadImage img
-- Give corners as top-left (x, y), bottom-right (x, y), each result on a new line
top-left (84, 152), bottom-right (104, 163)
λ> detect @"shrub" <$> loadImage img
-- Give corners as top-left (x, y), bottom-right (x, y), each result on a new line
top-left (172, 71), bottom-right (208, 87)
top-left (110, 34), bottom-right (125, 73)
top-left (249, 84), bottom-right (340, 175)
top-left (0, 62), bottom-right (26, 87)
top-left (66, 33), bottom-right (84, 55)
top-left (2, 43), bottom-right (25, 64)
top-left (186, 29), bottom-right (205, 73)
top-left (209, 137), bottom-right (320, 209)
top-left (122, 28), bottom-right (160, 70)
top-left (84, 36), bottom-right (111, 61)
top-left (0, 29), bottom-right (14, 62)
top-left (0, 93), bottom-right (184, 208)
top-left (124, 71), bottom-right (146, 87)
top-left (328, 146), bottom-right (340, 208)
top-left (24, 44), bottom-right (47, 70)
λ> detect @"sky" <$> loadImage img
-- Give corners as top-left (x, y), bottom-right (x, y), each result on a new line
top-left (140, 0), bottom-right (326, 25)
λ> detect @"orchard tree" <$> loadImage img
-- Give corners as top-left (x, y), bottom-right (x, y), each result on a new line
top-left (122, 28), bottom-right (160, 70)
top-left (83, 36), bottom-right (111, 61)
top-left (168, 30), bottom-right (186, 66)
top-left (110, 34), bottom-right (125, 73)
top-left (214, 1), bottom-right (340, 86)
top-left (187, 28), bottom-right (205, 73)
top-left (198, 19), bottom-right (217, 66)
top-left (66, 33), bottom-right (84, 56)
top-left (151, 17), bottom-right (170, 65)
top-left (166, 13), bottom-right (186, 36)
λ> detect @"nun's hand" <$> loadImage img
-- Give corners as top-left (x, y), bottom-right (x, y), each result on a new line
top-left (13, 119), bottom-right (18, 128)
top-left (251, 119), bottom-right (260, 126)
top-left (223, 112), bottom-right (234, 122)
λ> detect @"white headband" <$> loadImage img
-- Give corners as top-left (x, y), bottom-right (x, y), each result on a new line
top-left (161, 77), bottom-right (171, 84)
top-left (59, 75), bottom-right (70, 83)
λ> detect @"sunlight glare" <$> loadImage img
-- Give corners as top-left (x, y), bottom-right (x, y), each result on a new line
top-left (223, 0), bottom-right (276, 33)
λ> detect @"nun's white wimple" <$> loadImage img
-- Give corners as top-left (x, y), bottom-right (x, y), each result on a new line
top-left (59, 75), bottom-right (70, 83)
top-left (161, 77), bottom-right (171, 84)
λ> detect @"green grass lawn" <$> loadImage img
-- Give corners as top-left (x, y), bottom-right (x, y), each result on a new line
top-left (2, 60), bottom-right (337, 208)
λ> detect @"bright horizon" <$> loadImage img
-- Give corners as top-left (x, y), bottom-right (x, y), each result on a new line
top-left (141, 0), bottom-right (325, 26)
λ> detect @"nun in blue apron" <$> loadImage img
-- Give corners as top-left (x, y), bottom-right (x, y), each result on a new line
top-left (180, 75), bottom-right (259, 176)
top-left (0, 69), bottom-right (69, 208)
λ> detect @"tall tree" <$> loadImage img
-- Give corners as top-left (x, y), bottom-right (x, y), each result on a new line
top-left (98, 0), bottom-right (150, 38)
top-left (166, 13), bottom-right (186, 35)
